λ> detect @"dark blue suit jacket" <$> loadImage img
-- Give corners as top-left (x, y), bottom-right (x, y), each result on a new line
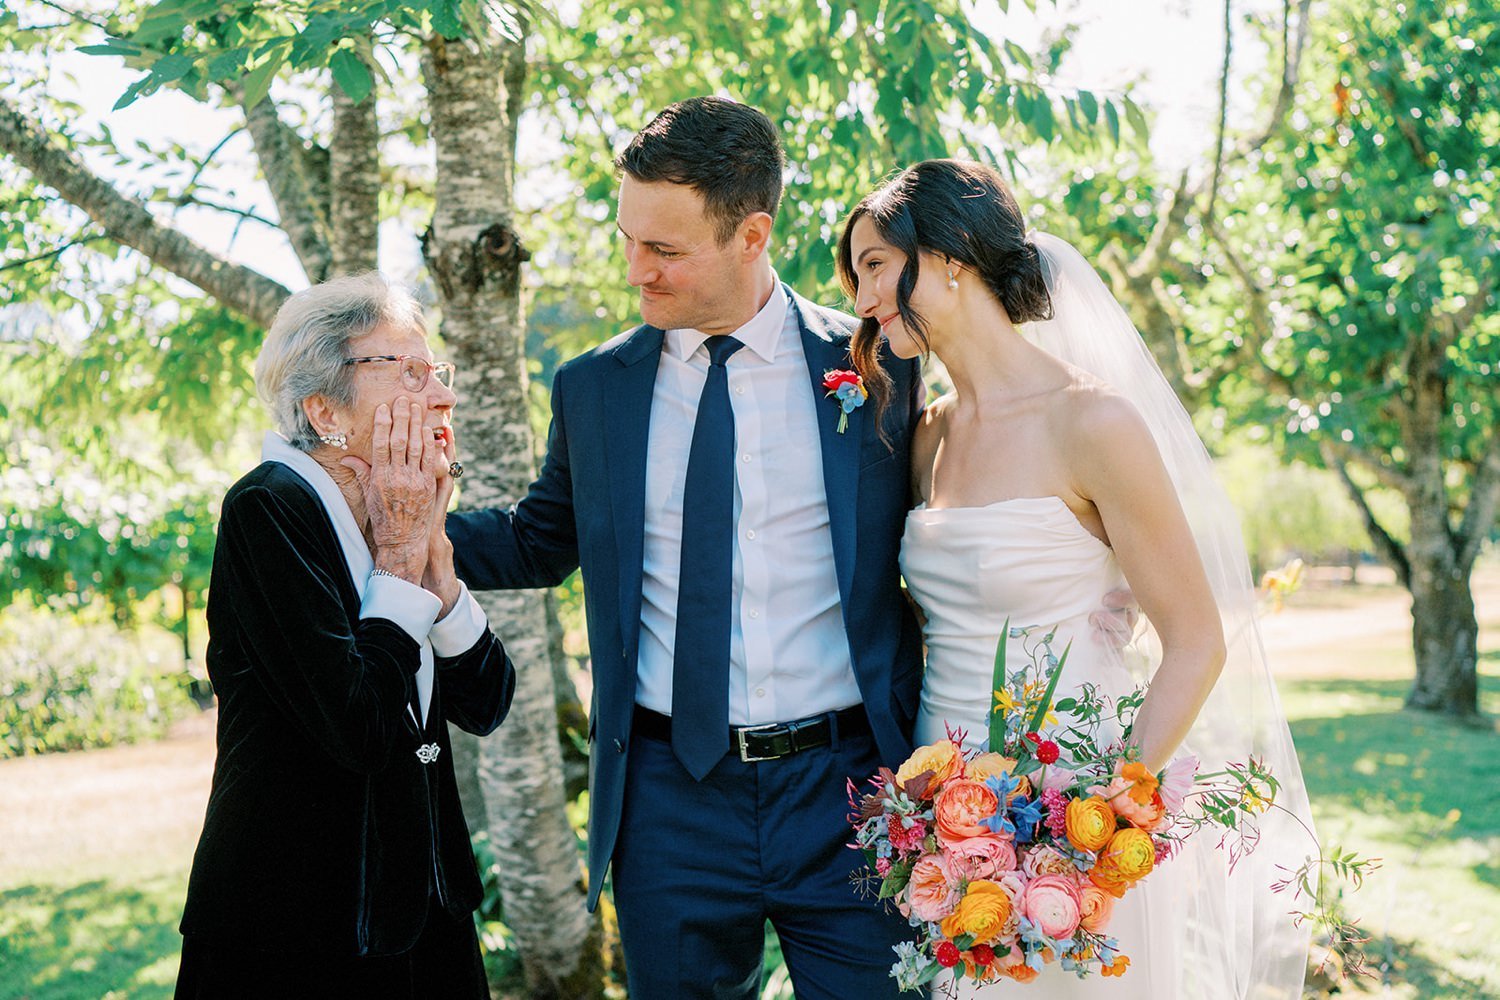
top-left (448, 288), bottom-right (925, 909)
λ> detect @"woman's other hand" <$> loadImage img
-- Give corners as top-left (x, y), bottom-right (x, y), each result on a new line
top-left (423, 424), bottom-right (462, 617)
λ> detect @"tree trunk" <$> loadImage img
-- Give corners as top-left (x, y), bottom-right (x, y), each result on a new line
top-left (421, 26), bottom-right (607, 999)
top-left (329, 48), bottom-right (381, 275)
top-left (1405, 555), bottom-right (1481, 717)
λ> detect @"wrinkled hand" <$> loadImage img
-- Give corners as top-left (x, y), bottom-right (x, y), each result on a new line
top-left (423, 424), bottom-right (462, 617)
top-left (342, 398), bottom-right (439, 582)
top-left (1089, 587), bottom-right (1140, 651)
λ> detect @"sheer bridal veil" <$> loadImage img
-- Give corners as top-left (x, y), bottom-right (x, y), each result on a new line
top-left (1026, 232), bottom-right (1315, 1000)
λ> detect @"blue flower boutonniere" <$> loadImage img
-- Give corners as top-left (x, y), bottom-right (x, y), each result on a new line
top-left (821, 368), bottom-right (867, 434)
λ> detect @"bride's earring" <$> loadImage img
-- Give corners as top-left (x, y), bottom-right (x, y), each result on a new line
top-left (947, 267), bottom-right (958, 291)
top-left (319, 431), bottom-right (348, 450)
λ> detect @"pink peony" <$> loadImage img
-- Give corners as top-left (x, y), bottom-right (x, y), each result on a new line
top-left (906, 854), bottom-right (960, 923)
top-left (947, 835), bottom-right (1018, 879)
top-left (1020, 874), bottom-right (1084, 940)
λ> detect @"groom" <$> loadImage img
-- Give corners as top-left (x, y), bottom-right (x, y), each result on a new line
top-left (448, 97), bottom-right (924, 998)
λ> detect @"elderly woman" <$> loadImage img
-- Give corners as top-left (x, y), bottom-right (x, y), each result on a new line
top-left (174, 273), bottom-right (514, 999)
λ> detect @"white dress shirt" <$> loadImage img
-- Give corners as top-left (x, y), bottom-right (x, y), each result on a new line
top-left (635, 280), bottom-right (862, 725)
top-left (262, 431), bottom-right (487, 726)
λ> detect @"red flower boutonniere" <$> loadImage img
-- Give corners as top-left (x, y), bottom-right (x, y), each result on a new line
top-left (822, 369), bottom-right (867, 434)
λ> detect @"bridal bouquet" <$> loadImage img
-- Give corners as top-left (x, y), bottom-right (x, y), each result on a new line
top-left (849, 624), bottom-right (1280, 990)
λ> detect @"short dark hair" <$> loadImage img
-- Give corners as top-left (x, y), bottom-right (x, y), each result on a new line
top-left (615, 97), bottom-right (785, 244)
top-left (835, 159), bottom-right (1054, 425)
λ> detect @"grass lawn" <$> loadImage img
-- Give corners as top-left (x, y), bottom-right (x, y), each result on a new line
top-left (1269, 563), bottom-right (1500, 998)
top-left (1, 563), bottom-right (1496, 999)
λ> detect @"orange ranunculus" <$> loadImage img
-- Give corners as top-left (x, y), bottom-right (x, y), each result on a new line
top-left (938, 880), bottom-right (1013, 945)
top-left (1101, 954), bottom-right (1131, 978)
top-left (1090, 828), bottom-right (1156, 897)
top-left (1078, 884), bottom-right (1117, 933)
top-left (1065, 795), bottom-right (1117, 853)
top-left (895, 739), bottom-right (963, 790)
top-left (934, 779), bottom-right (1001, 845)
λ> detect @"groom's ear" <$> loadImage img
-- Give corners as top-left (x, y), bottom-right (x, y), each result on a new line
top-left (735, 211), bottom-right (774, 261)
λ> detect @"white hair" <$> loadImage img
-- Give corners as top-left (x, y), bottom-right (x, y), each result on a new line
top-left (254, 272), bottom-right (426, 451)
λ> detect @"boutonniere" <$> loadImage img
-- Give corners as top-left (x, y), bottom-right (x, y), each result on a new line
top-left (821, 369), bottom-right (867, 434)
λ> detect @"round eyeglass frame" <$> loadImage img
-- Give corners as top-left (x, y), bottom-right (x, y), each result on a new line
top-left (344, 354), bottom-right (457, 392)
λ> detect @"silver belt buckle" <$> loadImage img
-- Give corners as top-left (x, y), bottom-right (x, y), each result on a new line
top-left (736, 722), bottom-right (784, 763)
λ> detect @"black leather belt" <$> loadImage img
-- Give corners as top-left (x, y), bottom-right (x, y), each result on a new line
top-left (632, 705), bottom-right (870, 763)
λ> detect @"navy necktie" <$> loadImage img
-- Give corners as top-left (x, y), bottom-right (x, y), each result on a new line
top-left (671, 335), bottom-right (745, 780)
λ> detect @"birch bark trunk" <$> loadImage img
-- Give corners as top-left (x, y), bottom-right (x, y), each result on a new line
top-left (421, 26), bottom-right (607, 997)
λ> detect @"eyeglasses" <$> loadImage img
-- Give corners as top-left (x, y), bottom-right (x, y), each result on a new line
top-left (344, 354), bottom-right (457, 392)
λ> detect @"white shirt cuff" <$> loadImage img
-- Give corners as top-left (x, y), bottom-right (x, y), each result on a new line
top-left (429, 582), bottom-right (489, 658)
top-left (360, 573), bottom-right (443, 645)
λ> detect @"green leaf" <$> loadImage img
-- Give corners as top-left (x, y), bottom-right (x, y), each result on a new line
top-left (1077, 90), bottom-right (1098, 123)
top-left (150, 52), bottom-right (197, 84)
top-left (240, 47), bottom-right (287, 111)
top-left (78, 41), bottom-right (142, 57)
top-left (1124, 96), bottom-right (1150, 139)
top-left (1025, 639), bottom-right (1071, 734)
top-left (112, 74), bottom-right (158, 111)
top-left (987, 617), bottom-right (1010, 751)
top-left (329, 49), bottom-right (374, 104)
top-left (1104, 100), bottom-right (1121, 143)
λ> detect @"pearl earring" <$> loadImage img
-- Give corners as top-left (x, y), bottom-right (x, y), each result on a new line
top-left (947, 268), bottom-right (958, 291)
top-left (319, 432), bottom-right (348, 450)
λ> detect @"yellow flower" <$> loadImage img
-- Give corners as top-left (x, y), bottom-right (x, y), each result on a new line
top-left (1120, 762), bottom-right (1159, 806)
top-left (895, 740), bottom-right (963, 790)
top-left (1065, 795), bottom-right (1117, 854)
top-left (1090, 828), bottom-right (1156, 897)
top-left (939, 880), bottom-right (1013, 945)
top-left (993, 689), bottom-right (1019, 714)
top-left (967, 753), bottom-right (1018, 784)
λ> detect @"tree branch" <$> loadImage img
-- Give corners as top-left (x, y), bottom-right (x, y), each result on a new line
top-left (1204, 0), bottom-right (1233, 229)
top-left (0, 96), bottom-right (289, 328)
top-left (1322, 442), bottom-right (1412, 588)
top-left (171, 193), bottom-right (281, 229)
top-left (235, 87), bottom-right (333, 283)
top-left (1237, 0), bottom-right (1314, 156)
top-left (1458, 429), bottom-right (1500, 571)
top-left (0, 229), bottom-right (109, 271)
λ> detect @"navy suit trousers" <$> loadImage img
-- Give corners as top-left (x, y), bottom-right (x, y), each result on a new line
top-left (612, 717), bottom-right (910, 999)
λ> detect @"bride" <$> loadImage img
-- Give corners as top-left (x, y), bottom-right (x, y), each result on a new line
top-left (836, 160), bottom-right (1313, 998)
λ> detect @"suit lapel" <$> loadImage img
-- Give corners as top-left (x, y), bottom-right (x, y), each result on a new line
top-left (789, 291), bottom-right (862, 611)
top-left (602, 324), bottom-right (665, 659)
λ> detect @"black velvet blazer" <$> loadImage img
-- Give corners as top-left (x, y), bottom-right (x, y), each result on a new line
top-left (179, 461), bottom-right (515, 957)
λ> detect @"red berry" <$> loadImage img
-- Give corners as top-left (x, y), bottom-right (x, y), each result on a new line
top-left (1025, 731), bottom-right (1042, 745)
top-left (1037, 740), bottom-right (1061, 764)
top-left (970, 944), bottom-right (996, 966)
top-left (935, 941), bottom-right (962, 968)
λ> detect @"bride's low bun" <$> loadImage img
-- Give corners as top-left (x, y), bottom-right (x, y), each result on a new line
top-left (990, 240), bottom-right (1053, 325)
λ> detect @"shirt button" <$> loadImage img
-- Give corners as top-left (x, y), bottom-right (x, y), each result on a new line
top-left (741, 453), bottom-right (752, 463)
top-left (755, 687), bottom-right (766, 698)
top-left (749, 609), bottom-right (760, 619)
top-left (745, 529), bottom-right (756, 540)
top-left (735, 386), bottom-right (745, 395)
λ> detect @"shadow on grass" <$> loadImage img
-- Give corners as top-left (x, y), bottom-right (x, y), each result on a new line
top-left (1355, 932), bottom-right (1500, 999)
top-left (0, 880), bottom-right (181, 1000)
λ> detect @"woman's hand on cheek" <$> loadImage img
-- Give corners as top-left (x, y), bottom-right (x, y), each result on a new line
top-left (344, 399), bottom-right (434, 582)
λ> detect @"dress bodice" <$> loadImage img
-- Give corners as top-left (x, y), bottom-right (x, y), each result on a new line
top-left (900, 496), bottom-right (1133, 751)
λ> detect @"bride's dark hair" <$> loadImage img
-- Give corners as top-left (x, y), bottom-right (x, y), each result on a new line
top-left (835, 159), bottom-right (1053, 424)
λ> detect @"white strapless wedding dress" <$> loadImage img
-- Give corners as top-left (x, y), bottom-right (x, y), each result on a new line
top-left (901, 497), bottom-right (1188, 998)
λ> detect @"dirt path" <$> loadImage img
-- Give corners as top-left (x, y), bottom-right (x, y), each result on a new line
top-left (3, 562), bottom-right (1495, 885)
top-left (0, 710), bottom-right (216, 889)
